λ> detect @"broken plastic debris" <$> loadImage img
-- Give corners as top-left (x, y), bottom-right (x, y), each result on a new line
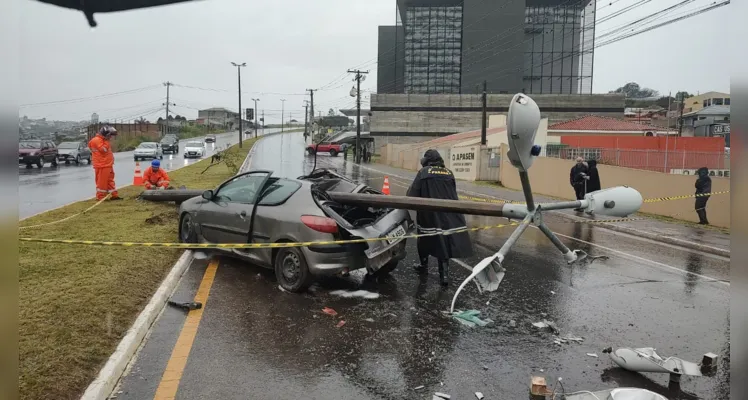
top-left (322, 307), bottom-right (338, 316)
top-left (550, 290), bottom-right (556, 295)
top-left (364, 318), bottom-right (375, 323)
top-left (702, 352), bottom-right (719, 367)
top-left (330, 289), bottom-right (380, 299)
top-left (586, 353), bottom-right (599, 358)
top-left (475, 392), bottom-right (484, 400)
top-left (509, 320), bottom-right (517, 327)
top-left (609, 347), bottom-right (702, 377)
top-left (336, 320), bottom-right (346, 328)
top-left (414, 385), bottom-right (425, 391)
top-left (434, 392), bottom-right (451, 399)
top-left (531, 319), bottom-right (559, 334)
top-left (564, 387), bottom-right (667, 400)
top-left (193, 251), bottom-right (209, 260)
top-left (452, 310), bottom-right (493, 327)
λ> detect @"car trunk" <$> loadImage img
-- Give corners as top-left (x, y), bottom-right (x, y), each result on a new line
top-left (303, 170), bottom-right (411, 271)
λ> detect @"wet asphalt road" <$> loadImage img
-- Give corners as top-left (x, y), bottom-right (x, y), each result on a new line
top-left (18, 129), bottom-right (280, 220)
top-left (115, 131), bottom-right (730, 400)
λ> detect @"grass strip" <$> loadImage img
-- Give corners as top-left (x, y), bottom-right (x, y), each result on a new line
top-left (19, 139), bottom-right (257, 400)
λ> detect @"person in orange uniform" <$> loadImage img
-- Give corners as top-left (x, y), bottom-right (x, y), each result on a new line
top-left (143, 160), bottom-right (170, 190)
top-left (88, 126), bottom-right (122, 200)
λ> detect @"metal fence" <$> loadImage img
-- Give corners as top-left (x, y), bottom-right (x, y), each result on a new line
top-left (545, 146), bottom-right (730, 174)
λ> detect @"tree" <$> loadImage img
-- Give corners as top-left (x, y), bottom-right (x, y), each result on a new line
top-left (136, 116), bottom-right (148, 124)
top-left (328, 108), bottom-right (336, 117)
top-left (609, 82), bottom-right (659, 98)
top-left (157, 117), bottom-right (164, 124)
top-left (675, 91), bottom-right (693, 101)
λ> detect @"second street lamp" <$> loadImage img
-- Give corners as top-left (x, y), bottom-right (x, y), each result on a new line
top-left (231, 62), bottom-right (246, 147)
top-left (251, 98), bottom-right (260, 138)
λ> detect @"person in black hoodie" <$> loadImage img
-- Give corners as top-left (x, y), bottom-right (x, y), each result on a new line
top-left (695, 167), bottom-right (712, 225)
top-left (570, 157), bottom-right (588, 211)
top-left (407, 149), bottom-right (474, 286)
top-left (585, 159), bottom-right (602, 194)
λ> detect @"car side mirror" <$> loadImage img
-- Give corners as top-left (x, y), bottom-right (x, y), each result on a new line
top-left (202, 190), bottom-right (214, 200)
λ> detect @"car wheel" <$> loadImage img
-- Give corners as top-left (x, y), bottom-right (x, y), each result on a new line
top-left (134, 157), bottom-right (138, 162)
top-left (25, 163), bottom-right (32, 169)
top-left (274, 247), bottom-right (313, 293)
top-left (306, 148), bottom-right (315, 155)
top-left (179, 213), bottom-right (198, 243)
top-left (75, 155), bottom-right (81, 164)
top-left (51, 157), bottom-right (58, 167)
top-left (65, 160), bottom-right (70, 165)
top-left (159, 154), bottom-right (163, 159)
top-left (329, 149), bottom-right (338, 157)
top-left (36, 158), bottom-right (43, 168)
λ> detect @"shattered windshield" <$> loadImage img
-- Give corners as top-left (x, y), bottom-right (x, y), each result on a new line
top-left (20, 141), bottom-right (42, 149)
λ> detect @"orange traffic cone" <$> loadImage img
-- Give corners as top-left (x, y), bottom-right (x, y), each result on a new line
top-left (133, 162), bottom-right (143, 186)
top-left (382, 176), bottom-right (391, 195)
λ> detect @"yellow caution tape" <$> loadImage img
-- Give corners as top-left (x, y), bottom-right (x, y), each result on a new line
top-left (19, 221), bottom-right (520, 249)
top-left (643, 190), bottom-right (729, 203)
top-left (18, 194), bottom-right (111, 230)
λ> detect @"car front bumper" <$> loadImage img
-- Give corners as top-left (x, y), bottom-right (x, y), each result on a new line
top-left (19, 155), bottom-right (43, 164)
top-left (57, 153), bottom-right (78, 161)
top-left (184, 151), bottom-right (203, 158)
top-left (135, 153), bottom-right (158, 158)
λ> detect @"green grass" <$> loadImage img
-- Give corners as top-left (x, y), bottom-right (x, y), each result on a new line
top-left (18, 139), bottom-right (257, 400)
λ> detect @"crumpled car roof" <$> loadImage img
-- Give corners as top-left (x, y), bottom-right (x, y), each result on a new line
top-left (37, 0), bottom-right (198, 27)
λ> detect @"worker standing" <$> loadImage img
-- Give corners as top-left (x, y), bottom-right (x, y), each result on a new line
top-left (694, 167), bottom-right (712, 225)
top-left (143, 160), bottom-right (170, 190)
top-left (407, 149), bottom-right (473, 286)
top-left (88, 126), bottom-right (122, 200)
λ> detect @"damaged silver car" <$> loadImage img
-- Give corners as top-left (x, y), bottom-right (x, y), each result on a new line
top-left (178, 169), bottom-right (412, 292)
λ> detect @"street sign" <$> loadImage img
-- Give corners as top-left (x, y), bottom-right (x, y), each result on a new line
top-left (246, 108), bottom-right (254, 120)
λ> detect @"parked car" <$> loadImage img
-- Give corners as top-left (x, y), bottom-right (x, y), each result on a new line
top-left (134, 142), bottom-right (163, 161)
top-left (183, 141), bottom-right (206, 159)
top-left (160, 137), bottom-right (179, 154)
top-left (57, 141), bottom-right (91, 165)
top-left (306, 142), bottom-right (341, 156)
top-left (19, 139), bottom-right (58, 168)
top-left (178, 169), bottom-right (412, 292)
top-left (205, 135), bottom-right (216, 143)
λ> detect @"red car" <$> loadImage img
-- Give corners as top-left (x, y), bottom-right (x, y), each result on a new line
top-left (19, 139), bottom-right (59, 168)
top-left (306, 142), bottom-right (342, 157)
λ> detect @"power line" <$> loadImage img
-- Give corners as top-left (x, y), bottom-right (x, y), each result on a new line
top-left (19, 84), bottom-right (162, 108)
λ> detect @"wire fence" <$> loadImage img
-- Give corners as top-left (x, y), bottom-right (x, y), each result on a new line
top-left (545, 146), bottom-right (730, 176)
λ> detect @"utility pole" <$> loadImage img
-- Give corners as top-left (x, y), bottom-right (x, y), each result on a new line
top-left (280, 99), bottom-right (286, 132)
top-left (163, 82), bottom-right (173, 137)
top-left (231, 62), bottom-right (247, 147)
top-left (251, 98), bottom-right (259, 138)
top-left (481, 80), bottom-right (487, 146)
top-left (677, 92), bottom-right (685, 137)
top-left (306, 89), bottom-right (316, 140)
top-left (303, 101), bottom-right (310, 142)
top-left (261, 110), bottom-right (265, 133)
top-left (347, 69), bottom-right (369, 163)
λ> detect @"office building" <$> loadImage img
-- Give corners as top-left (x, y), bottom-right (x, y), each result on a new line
top-left (377, 0), bottom-right (597, 95)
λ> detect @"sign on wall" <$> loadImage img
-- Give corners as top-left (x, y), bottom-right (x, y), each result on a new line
top-left (670, 169), bottom-right (730, 178)
top-left (450, 147), bottom-right (478, 180)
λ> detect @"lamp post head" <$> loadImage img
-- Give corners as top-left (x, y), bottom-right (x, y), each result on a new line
top-left (231, 62), bottom-right (246, 67)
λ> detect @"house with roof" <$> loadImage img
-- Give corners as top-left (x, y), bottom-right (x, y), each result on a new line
top-left (681, 105), bottom-right (730, 144)
top-left (547, 115), bottom-right (671, 137)
top-left (682, 92), bottom-right (730, 114)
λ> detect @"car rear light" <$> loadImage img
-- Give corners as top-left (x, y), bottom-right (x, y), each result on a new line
top-left (301, 215), bottom-right (338, 234)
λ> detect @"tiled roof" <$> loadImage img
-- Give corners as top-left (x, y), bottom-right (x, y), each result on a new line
top-left (549, 115), bottom-right (662, 132)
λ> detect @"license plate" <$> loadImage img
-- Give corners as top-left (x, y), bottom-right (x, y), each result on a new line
top-left (386, 224), bottom-right (406, 244)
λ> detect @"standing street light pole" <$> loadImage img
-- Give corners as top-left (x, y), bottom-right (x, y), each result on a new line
top-left (347, 69), bottom-right (369, 163)
top-left (251, 98), bottom-right (260, 138)
top-left (231, 62), bottom-right (246, 147)
top-left (280, 99), bottom-right (286, 132)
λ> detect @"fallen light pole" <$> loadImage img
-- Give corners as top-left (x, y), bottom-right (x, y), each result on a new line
top-left (139, 189), bottom-right (204, 203)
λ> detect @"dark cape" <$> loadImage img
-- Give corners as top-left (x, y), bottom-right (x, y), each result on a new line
top-left (407, 150), bottom-right (473, 260)
top-left (585, 159), bottom-right (601, 193)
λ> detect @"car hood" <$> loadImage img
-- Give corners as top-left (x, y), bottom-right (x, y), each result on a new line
top-left (184, 147), bottom-right (204, 151)
top-left (160, 142), bottom-right (176, 146)
top-left (135, 148), bottom-right (157, 152)
top-left (19, 148), bottom-right (41, 155)
top-left (58, 149), bottom-right (78, 155)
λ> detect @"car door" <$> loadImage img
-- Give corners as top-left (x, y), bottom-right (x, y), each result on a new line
top-left (79, 142), bottom-right (90, 158)
top-left (44, 141), bottom-right (55, 162)
top-left (197, 171), bottom-right (272, 262)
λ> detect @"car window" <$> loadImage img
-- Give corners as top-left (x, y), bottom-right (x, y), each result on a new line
top-left (258, 179), bottom-right (301, 206)
top-left (215, 174), bottom-right (268, 204)
top-left (20, 141), bottom-right (42, 149)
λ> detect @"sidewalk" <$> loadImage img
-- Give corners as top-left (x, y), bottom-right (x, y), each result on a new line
top-left (359, 162), bottom-right (730, 257)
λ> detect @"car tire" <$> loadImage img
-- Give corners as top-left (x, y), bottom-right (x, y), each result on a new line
top-left (134, 157), bottom-right (139, 162)
top-left (75, 155), bottom-right (81, 165)
top-left (306, 148), bottom-right (315, 155)
top-left (371, 260), bottom-right (399, 277)
top-left (329, 149), bottom-right (338, 157)
top-left (274, 247), bottom-right (314, 293)
top-left (87, 157), bottom-right (92, 165)
top-left (36, 158), bottom-right (43, 168)
top-left (51, 157), bottom-right (58, 167)
top-left (179, 213), bottom-right (198, 243)
top-left (25, 163), bottom-right (32, 169)
top-left (159, 154), bottom-right (163, 160)
top-left (65, 160), bottom-right (70, 165)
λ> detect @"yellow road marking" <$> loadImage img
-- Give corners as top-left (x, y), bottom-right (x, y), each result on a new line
top-left (153, 259), bottom-right (219, 400)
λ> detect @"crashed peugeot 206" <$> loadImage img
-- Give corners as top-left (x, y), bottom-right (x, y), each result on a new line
top-left (178, 169), bottom-right (412, 292)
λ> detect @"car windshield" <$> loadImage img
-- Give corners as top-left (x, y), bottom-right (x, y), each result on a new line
top-left (187, 142), bottom-right (202, 147)
top-left (138, 143), bottom-right (157, 149)
top-left (20, 141), bottom-right (42, 149)
top-left (58, 142), bottom-right (79, 149)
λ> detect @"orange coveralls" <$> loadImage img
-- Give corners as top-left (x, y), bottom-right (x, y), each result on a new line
top-left (143, 166), bottom-right (170, 189)
top-left (88, 133), bottom-right (119, 200)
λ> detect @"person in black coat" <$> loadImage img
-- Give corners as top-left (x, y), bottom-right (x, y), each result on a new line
top-left (584, 159), bottom-right (601, 193)
top-left (407, 149), bottom-right (474, 286)
top-left (695, 167), bottom-right (712, 225)
top-left (569, 157), bottom-right (589, 211)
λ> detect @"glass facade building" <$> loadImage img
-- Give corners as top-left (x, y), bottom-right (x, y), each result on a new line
top-left (377, 0), bottom-right (596, 95)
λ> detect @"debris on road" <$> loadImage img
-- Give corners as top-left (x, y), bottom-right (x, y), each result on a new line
top-left (586, 353), bottom-right (598, 358)
top-left (322, 307), bottom-right (338, 316)
top-left (608, 347), bottom-right (703, 377)
top-left (167, 300), bottom-right (202, 312)
top-left (508, 319), bottom-right (517, 328)
top-left (701, 352), bottom-right (719, 368)
top-left (330, 289), bottom-right (380, 299)
top-left (336, 320), bottom-right (346, 328)
top-left (475, 392), bottom-right (484, 400)
top-left (277, 285), bottom-right (287, 292)
top-left (414, 385), bottom-right (425, 391)
top-left (531, 320), bottom-right (559, 334)
top-left (434, 392), bottom-right (451, 399)
top-left (364, 318), bottom-right (375, 322)
top-left (451, 310), bottom-right (493, 327)
top-left (193, 251), bottom-right (209, 260)
top-left (564, 387), bottom-right (667, 400)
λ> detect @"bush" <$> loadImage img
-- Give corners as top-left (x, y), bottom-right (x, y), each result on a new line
top-left (112, 135), bottom-right (152, 152)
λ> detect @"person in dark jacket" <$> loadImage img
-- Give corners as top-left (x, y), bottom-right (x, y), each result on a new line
top-left (695, 167), bottom-right (712, 225)
top-left (407, 149), bottom-right (474, 286)
top-left (584, 159), bottom-right (601, 193)
top-left (569, 157), bottom-right (588, 211)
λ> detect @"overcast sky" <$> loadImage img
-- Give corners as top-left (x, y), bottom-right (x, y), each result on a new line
top-left (19, 0), bottom-right (731, 123)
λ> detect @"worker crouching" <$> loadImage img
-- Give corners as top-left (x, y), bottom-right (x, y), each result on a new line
top-left (143, 160), bottom-right (171, 190)
top-left (88, 126), bottom-right (122, 200)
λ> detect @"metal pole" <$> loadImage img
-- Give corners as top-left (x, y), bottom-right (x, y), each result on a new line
top-left (164, 81), bottom-right (171, 137)
top-left (481, 80), bottom-right (487, 145)
top-left (238, 67), bottom-right (243, 148)
top-left (356, 73), bottom-right (361, 163)
top-left (281, 99), bottom-right (286, 132)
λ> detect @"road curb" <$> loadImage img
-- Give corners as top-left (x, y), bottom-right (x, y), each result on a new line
top-left (79, 250), bottom-right (194, 400)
